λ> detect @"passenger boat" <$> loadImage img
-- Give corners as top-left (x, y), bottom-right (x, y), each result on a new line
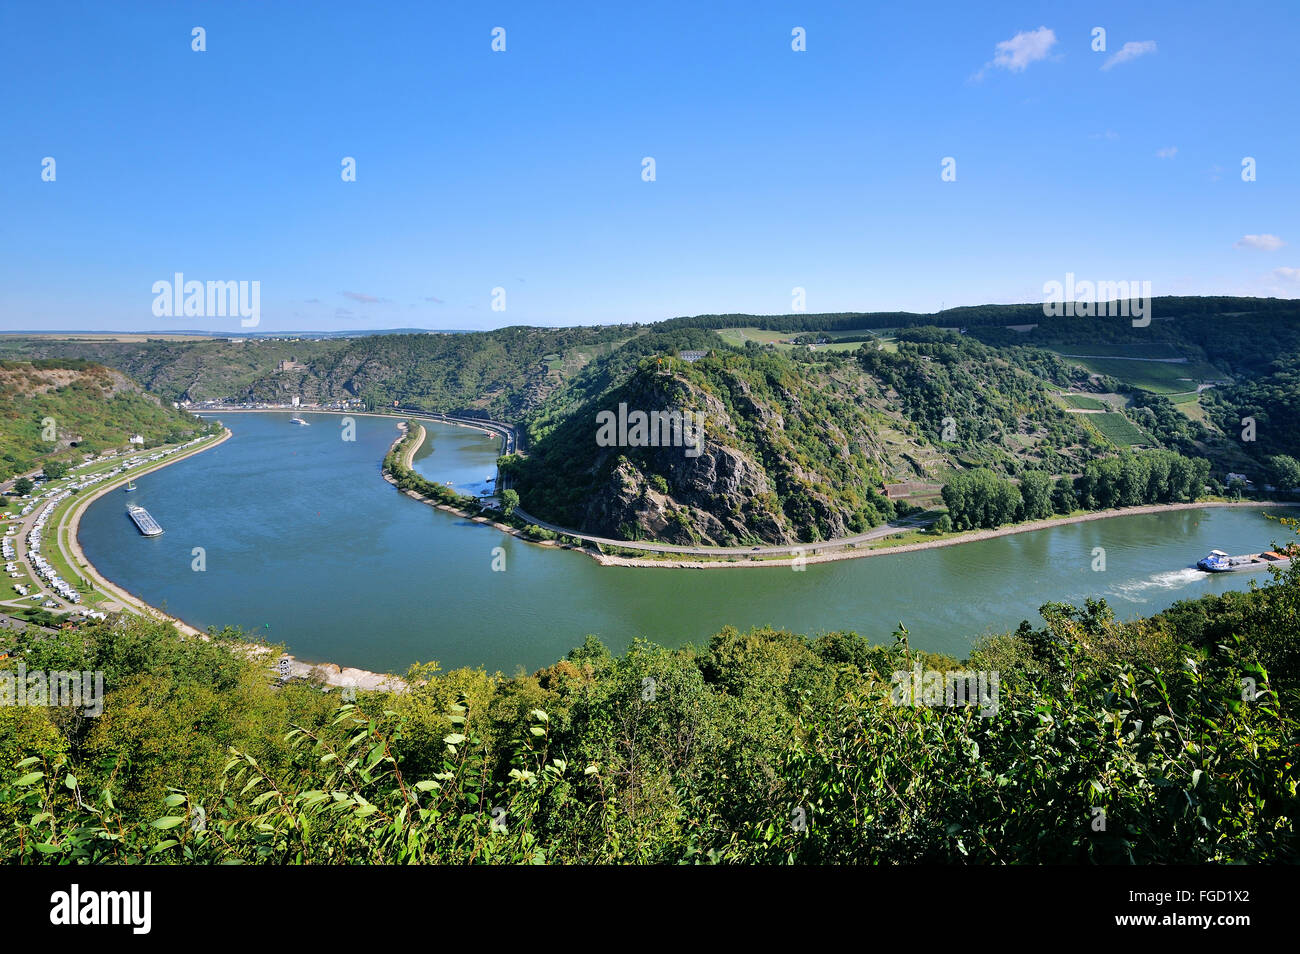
top-left (1196, 549), bottom-right (1291, 573)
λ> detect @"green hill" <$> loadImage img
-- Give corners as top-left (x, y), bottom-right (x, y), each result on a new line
top-left (3, 327), bottom-right (636, 418)
top-left (0, 359), bottom-right (206, 481)
top-left (510, 329), bottom-right (1112, 544)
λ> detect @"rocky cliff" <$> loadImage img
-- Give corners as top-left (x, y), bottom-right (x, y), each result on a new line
top-left (511, 352), bottom-right (905, 546)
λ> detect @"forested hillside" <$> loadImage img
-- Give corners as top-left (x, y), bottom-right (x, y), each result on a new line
top-left (3, 326), bottom-right (636, 418)
top-left (513, 342), bottom-right (907, 545)
top-left (856, 328), bottom-right (1100, 473)
top-left (1203, 352), bottom-right (1300, 469)
top-left (510, 324), bottom-right (1201, 544)
top-left (0, 360), bottom-right (207, 481)
top-left (3, 547), bottom-right (1296, 863)
top-left (659, 295), bottom-right (1300, 338)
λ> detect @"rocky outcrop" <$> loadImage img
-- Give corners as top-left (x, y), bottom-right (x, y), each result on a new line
top-left (515, 355), bottom-right (899, 546)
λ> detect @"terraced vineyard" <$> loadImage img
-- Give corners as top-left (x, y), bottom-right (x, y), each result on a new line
top-left (1050, 353), bottom-right (1222, 395)
top-left (1087, 411), bottom-right (1150, 448)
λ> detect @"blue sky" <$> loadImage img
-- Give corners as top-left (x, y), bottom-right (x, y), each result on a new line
top-left (2, 0), bottom-right (1297, 332)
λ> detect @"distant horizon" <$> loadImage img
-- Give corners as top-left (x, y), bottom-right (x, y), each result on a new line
top-left (1, 292), bottom-right (1295, 339)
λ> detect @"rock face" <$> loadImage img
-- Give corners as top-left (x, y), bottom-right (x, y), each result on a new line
top-left (515, 356), bottom-right (899, 546)
top-left (582, 442), bottom-right (790, 545)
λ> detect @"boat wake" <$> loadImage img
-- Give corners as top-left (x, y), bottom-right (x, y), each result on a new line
top-left (1108, 567), bottom-right (1203, 603)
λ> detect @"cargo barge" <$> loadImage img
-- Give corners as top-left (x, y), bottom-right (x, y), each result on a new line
top-left (126, 504), bottom-right (164, 536)
top-left (1196, 549), bottom-right (1290, 573)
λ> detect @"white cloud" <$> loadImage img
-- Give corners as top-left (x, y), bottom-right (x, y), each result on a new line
top-left (1236, 234), bottom-right (1286, 251)
top-left (1275, 267), bottom-right (1300, 281)
top-left (1155, 146), bottom-right (1178, 159)
top-left (974, 27), bottom-right (1057, 80)
top-left (1101, 40), bottom-right (1157, 71)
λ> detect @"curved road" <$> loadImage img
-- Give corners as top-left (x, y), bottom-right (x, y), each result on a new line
top-left (511, 506), bottom-right (931, 557)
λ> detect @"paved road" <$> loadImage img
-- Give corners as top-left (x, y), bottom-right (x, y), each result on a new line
top-left (511, 508), bottom-right (932, 557)
top-left (392, 408), bottom-right (521, 455)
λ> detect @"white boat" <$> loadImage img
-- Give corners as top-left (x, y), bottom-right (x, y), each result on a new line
top-left (1197, 549), bottom-right (1291, 573)
top-left (290, 417), bottom-right (311, 426)
top-left (126, 504), bottom-right (164, 536)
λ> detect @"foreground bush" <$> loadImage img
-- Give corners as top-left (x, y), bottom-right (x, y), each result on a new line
top-left (2, 557), bottom-right (1297, 864)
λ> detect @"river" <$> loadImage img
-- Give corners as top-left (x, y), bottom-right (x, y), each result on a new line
top-left (75, 411), bottom-right (1295, 674)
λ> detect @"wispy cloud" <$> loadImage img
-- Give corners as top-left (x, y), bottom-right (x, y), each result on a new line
top-left (973, 27), bottom-right (1056, 81)
top-left (1236, 234), bottom-right (1286, 251)
top-left (423, 296), bottom-right (444, 304)
top-left (1089, 129), bottom-right (1120, 140)
top-left (1101, 40), bottom-right (1157, 71)
top-left (342, 291), bottom-right (380, 304)
top-left (1275, 267), bottom-right (1300, 281)
top-left (1155, 146), bottom-right (1178, 159)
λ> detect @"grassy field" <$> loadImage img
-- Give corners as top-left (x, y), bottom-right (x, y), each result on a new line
top-left (716, 326), bottom-right (889, 354)
top-left (1088, 412), bottom-right (1151, 447)
top-left (715, 327), bottom-right (790, 346)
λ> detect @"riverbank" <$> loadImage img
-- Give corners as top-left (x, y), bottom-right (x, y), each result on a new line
top-left (399, 421), bottom-right (424, 469)
top-left (62, 429), bottom-right (233, 626)
top-left (380, 423), bottom-right (546, 549)
top-left (61, 425), bottom-right (402, 692)
top-left (586, 501), bottom-right (1296, 569)
top-left (378, 417), bottom-right (1296, 570)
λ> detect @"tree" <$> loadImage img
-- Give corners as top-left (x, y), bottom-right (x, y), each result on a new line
top-left (501, 489), bottom-right (520, 516)
top-left (12, 477), bottom-right (33, 496)
top-left (42, 460), bottom-right (69, 480)
top-left (941, 468), bottom-right (1023, 530)
top-left (1019, 471), bottom-right (1053, 521)
top-left (1266, 455), bottom-right (1300, 491)
top-left (1051, 476), bottom-right (1077, 514)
